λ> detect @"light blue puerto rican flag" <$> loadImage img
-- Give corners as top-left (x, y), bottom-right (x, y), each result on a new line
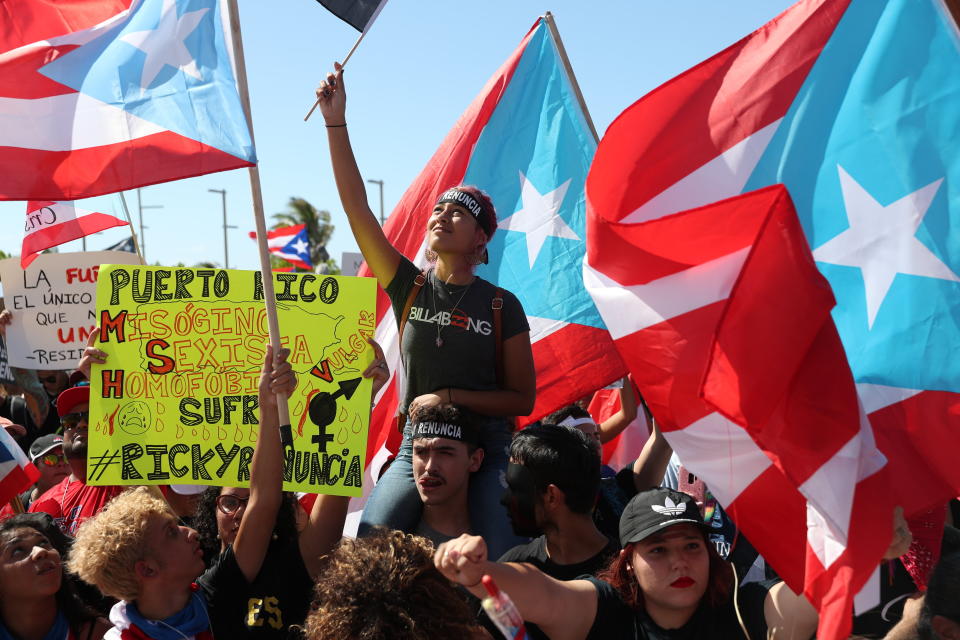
top-left (0, 0), bottom-right (255, 200)
top-left (250, 224), bottom-right (313, 271)
top-left (352, 17), bottom-right (626, 521)
top-left (583, 0), bottom-right (960, 636)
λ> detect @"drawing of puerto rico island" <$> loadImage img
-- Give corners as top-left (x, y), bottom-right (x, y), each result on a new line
top-left (88, 265), bottom-right (375, 495)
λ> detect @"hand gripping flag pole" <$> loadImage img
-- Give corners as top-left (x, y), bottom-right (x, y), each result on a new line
top-left (303, 0), bottom-right (389, 121)
top-left (226, 0), bottom-right (293, 449)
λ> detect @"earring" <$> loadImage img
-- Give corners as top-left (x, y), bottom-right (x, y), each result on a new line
top-left (468, 245), bottom-right (486, 266)
top-left (424, 247), bottom-right (438, 263)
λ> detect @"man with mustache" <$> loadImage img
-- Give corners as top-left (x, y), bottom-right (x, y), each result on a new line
top-left (410, 404), bottom-right (484, 548)
top-left (28, 385), bottom-right (123, 534)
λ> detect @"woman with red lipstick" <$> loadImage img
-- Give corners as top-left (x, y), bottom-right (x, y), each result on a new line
top-left (436, 488), bottom-right (819, 640)
top-left (0, 512), bottom-right (110, 640)
top-left (316, 64), bottom-right (536, 558)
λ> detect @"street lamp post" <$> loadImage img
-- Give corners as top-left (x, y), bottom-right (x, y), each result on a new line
top-left (209, 189), bottom-right (236, 268)
top-left (367, 179), bottom-right (385, 225)
top-left (137, 188), bottom-right (163, 262)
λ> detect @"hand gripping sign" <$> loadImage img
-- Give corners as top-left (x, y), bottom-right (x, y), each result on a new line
top-left (88, 265), bottom-right (377, 497)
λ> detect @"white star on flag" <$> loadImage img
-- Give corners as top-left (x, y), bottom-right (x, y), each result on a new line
top-left (120, 0), bottom-right (208, 90)
top-left (813, 165), bottom-right (957, 328)
top-left (290, 238), bottom-right (309, 256)
top-left (499, 172), bottom-right (578, 269)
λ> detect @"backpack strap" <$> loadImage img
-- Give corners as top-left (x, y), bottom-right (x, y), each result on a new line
top-left (493, 288), bottom-right (504, 387)
top-left (398, 270), bottom-right (428, 353)
top-left (395, 270), bottom-right (427, 432)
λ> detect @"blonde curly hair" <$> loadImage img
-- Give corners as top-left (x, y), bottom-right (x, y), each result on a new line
top-left (68, 486), bottom-right (173, 601)
top-left (304, 528), bottom-right (478, 639)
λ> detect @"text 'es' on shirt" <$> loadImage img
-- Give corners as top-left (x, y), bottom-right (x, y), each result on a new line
top-left (198, 540), bottom-right (314, 639)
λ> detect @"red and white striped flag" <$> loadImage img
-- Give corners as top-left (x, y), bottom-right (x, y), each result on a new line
top-left (584, 182), bottom-right (892, 639)
top-left (22, 200), bottom-right (128, 267)
top-left (0, 425), bottom-right (39, 507)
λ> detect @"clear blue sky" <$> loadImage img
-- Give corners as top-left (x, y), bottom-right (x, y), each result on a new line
top-left (0, 0), bottom-right (796, 270)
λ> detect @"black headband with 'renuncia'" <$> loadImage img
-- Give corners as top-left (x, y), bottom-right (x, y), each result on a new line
top-left (436, 188), bottom-right (496, 238)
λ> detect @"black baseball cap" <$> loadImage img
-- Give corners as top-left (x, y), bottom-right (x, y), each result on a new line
top-left (29, 434), bottom-right (64, 462)
top-left (619, 487), bottom-right (706, 546)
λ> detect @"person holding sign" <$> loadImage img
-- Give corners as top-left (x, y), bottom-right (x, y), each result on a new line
top-left (189, 338), bottom-right (392, 639)
top-left (316, 63), bottom-right (536, 558)
top-left (68, 345), bottom-right (296, 639)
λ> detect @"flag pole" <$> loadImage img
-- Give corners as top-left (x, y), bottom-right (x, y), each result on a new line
top-left (117, 191), bottom-right (147, 265)
top-left (226, 0), bottom-right (294, 448)
top-left (303, 1), bottom-right (389, 122)
top-left (943, 0), bottom-right (960, 33)
top-left (302, 32), bottom-right (365, 122)
top-left (542, 12), bottom-right (599, 144)
top-left (8, 495), bottom-right (25, 514)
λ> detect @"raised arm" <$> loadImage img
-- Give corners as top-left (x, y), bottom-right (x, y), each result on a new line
top-left (597, 377), bottom-right (638, 444)
top-left (233, 345), bottom-right (295, 582)
top-left (631, 418), bottom-right (673, 492)
top-left (316, 63), bottom-right (402, 289)
top-left (435, 534), bottom-right (597, 640)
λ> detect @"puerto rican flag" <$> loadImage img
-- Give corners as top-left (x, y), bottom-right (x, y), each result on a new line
top-left (584, 0), bottom-right (960, 637)
top-left (0, 0), bottom-right (255, 201)
top-left (0, 425), bottom-right (39, 508)
top-left (345, 17), bottom-right (626, 533)
top-left (250, 224), bottom-right (313, 271)
top-left (22, 201), bottom-right (129, 268)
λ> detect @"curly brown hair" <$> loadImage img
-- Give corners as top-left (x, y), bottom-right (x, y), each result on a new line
top-left (68, 486), bottom-right (172, 601)
top-left (304, 528), bottom-right (479, 640)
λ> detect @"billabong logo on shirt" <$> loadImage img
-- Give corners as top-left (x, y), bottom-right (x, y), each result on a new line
top-left (409, 306), bottom-right (492, 336)
top-left (651, 496), bottom-right (687, 516)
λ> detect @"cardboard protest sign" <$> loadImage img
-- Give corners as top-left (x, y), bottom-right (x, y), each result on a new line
top-left (88, 265), bottom-right (377, 496)
top-left (0, 336), bottom-right (13, 384)
top-left (0, 252), bottom-right (141, 369)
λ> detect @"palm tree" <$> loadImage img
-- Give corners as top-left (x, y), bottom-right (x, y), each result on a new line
top-left (271, 197), bottom-right (334, 268)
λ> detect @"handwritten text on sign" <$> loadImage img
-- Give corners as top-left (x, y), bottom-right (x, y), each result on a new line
top-left (88, 265), bottom-right (377, 496)
top-left (0, 252), bottom-right (141, 369)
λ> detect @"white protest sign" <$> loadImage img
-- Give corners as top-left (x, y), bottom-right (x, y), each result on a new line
top-left (340, 252), bottom-right (364, 277)
top-left (0, 252), bottom-right (141, 369)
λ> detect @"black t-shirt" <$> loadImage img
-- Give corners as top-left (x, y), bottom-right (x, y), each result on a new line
top-left (385, 258), bottom-right (528, 413)
top-left (498, 535), bottom-right (619, 581)
top-left (583, 576), bottom-right (772, 640)
top-left (595, 477), bottom-right (630, 543)
top-left (496, 536), bottom-right (619, 640)
top-left (198, 540), bottom-right (314, 639)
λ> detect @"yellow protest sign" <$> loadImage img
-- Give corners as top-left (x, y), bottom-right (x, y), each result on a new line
top-left (88, 265), bottom-right (377, 497)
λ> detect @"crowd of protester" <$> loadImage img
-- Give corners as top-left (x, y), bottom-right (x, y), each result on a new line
top-left (0, 64), bottom-right (958, 640)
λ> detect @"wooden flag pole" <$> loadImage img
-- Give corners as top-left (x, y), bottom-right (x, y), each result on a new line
top-left (542, 11), bottom-right (600, 145)
top-left (116, 191), bottom-right (147, 265)
top-left (302, 30), bottom-right (366, 122)
top-left (8, 495), bottom-right (25, 515)
top-left (944, 0), bottom-right (960, 32)
top-left (226, 0), bottom-right (293, 448)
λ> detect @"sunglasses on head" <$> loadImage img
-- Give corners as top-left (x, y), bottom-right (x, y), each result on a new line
top-left (216, 494), bottom-right (249, 515)
top-left (37, 452), bottom-right (67, 467)
top-left (60, 412), bottom-right (89, 430)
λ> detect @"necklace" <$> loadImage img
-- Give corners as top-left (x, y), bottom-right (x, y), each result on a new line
top-left (431, 272), bottom-right (473, 348)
